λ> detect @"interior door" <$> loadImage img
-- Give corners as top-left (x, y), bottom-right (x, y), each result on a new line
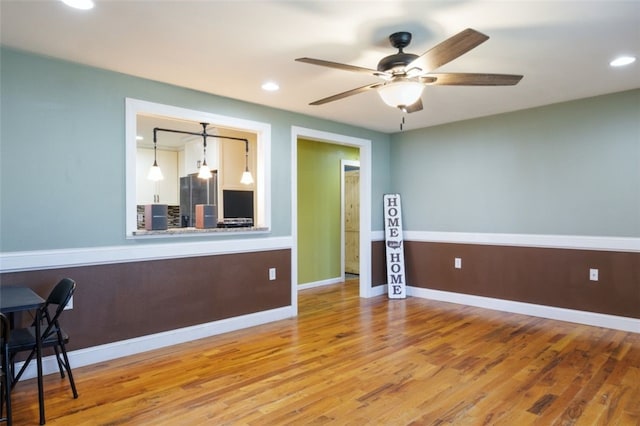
top-left (344, 168), bottom-right (360, 274)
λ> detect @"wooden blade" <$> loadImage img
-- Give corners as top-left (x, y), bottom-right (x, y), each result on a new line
top-left (403, 98), bottom-right (423, 113)
top-left (407, 28), bottom-right (489, 73)
top-left (427, 73), bottom-right (523, 86)
top-left (309, 83), bottom-right (384, 105)
top-left (296, 57), bottom-right (387, 77)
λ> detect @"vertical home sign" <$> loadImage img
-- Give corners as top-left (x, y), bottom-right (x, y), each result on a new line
top-left (383, 194), bottom-right (406, 299)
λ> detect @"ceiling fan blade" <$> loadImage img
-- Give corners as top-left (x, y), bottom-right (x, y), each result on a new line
top-left (403, 98), bottom-right (423, 113)
top-left (296, 57), bottom-right (387, 77)
top-left (427, 73), bottom-right (523, 86)
top-left (407, 28), bottom-right (489, 74)
top-left (308, 82), bottom-right (384, 106)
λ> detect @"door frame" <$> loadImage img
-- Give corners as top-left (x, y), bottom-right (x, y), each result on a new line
top-left (341, 159), bottom-right (360, 279)
top-left (291, 126), bottom-right (373, 313)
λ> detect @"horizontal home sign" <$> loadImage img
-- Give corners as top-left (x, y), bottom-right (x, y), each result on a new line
top-left (384, 193), bottom-right (406, 299)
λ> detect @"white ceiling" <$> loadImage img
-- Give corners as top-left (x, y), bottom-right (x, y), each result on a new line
top-left (1, 0), bottom-right (639, 133)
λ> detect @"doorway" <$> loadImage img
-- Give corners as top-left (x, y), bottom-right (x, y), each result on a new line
top-left (291, 126), bottom-right (373, 313)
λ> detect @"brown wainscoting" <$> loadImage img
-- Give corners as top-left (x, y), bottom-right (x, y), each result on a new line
top-left (0, 249), bottom-right (292, 351)
top-left (371, 240), bottom-right (387, 287)
top-left (403, 241), bottom-right (640, 319)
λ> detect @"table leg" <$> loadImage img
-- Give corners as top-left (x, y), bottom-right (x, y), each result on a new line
top-left (35, 309), bottom-right (45, 424)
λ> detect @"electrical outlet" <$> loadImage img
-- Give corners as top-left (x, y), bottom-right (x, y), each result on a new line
top-left (64, 295), bottom-right (73, 310)
top-left (454, 258), bottom-right (462, 269)
top-left (269, 267), bottom-right (276, 281)
top-left (589, 268), bottom-right (599, 281)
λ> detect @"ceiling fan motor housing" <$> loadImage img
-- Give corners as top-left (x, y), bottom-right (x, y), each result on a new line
top-left (377, 52), bottom-right (419, 73)
top-left (377, 32), bottom-right (418, 73)
top-left (389, 31), bottom-right (412, 49)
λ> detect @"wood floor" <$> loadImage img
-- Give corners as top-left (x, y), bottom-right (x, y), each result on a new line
top-left (8, 281), bottom-right (640, 425)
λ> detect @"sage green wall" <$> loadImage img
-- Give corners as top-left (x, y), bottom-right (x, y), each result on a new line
top-left (390, 90), bottom-right (640, 237)
top-left (0, 47), bottom-right (391, 252)
top-left (297, 139), bottom-right (359, 284)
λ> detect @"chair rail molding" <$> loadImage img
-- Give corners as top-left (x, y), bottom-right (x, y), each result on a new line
top-left (0, 236), bottom-right (294, 273)
top-left (403, 231), bottom-right (640, 252)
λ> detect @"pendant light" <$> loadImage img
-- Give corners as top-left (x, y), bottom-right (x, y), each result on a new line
top-left (198, 122), bottom-right (212, 180)
top-left (198, 159), bottom-right (212, 179)
top-left (152, 122), bottom-right (253, 182)
top-left (240, 140), bottom-right (254, 185)
top-left (147, 133), bottom-right (164, 181)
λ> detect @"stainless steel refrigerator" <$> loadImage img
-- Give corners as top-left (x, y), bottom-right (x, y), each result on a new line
top-left (179, 171), bottom-right (217, 227)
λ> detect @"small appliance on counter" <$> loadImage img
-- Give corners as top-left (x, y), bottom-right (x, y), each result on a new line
top-left (144, 204), bottom-right (168, 230)
top-left (195, 204), bottom-right (217, 229)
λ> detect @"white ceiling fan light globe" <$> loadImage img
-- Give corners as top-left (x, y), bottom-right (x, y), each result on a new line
top-left (377, 80), bottom-right (424, 108)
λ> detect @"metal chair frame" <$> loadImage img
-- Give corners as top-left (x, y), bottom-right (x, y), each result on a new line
top-left (9, 279), bottom-right (78, 399)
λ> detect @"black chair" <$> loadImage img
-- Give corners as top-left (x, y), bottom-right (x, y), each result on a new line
top-left (0, 313), bottom-right (11, 425)
top-left (9, 278), bottom-right (78, 399)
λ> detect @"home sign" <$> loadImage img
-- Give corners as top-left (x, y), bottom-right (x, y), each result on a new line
top-left (383, 193), bottom-right (406, 299)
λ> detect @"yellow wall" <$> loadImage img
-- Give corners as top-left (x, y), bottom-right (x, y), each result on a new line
top-left (297, 138), bottom-right (359, 285)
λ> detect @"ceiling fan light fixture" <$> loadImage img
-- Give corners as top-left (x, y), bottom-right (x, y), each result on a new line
top-left (377, 80), bottom-right (424, 109)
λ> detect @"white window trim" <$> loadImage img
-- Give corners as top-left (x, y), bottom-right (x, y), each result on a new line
top-left (125, 98), bottom-right (271, 238)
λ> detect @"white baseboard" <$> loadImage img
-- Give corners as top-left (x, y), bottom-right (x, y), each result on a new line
top-left (298, 277), bottom-right (343, 290)
top-left (368, 284), bottom-right (388, 297)
top-left (408, 286), bottom-right (640, 333)
top-left (15, 305), bottom-right (295, 381)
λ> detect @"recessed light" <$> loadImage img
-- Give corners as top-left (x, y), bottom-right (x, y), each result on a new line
top-left (261, 81), bottom-right (280, 92)
top-left (136, 135), bottom-right (144, 141)
top-left (61, 0), bottom-right (95, 10)
top-left (609, 56), bottom-right (636, 67)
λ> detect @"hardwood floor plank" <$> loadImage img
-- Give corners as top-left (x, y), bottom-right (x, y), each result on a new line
top-left (7, 281), bottom-right (639, 425)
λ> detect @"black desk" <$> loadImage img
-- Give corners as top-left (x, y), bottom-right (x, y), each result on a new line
top-left (0, 286), bottom-right (46, 424)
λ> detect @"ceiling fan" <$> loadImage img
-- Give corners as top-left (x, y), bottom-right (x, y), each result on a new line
top-left (296, 28), bottom-right (523, 113)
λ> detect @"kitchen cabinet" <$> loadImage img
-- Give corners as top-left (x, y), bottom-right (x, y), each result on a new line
top-left (137, 148), bottom-right (179, 205)
top-left (219, 138), bottom-right (255, 191)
